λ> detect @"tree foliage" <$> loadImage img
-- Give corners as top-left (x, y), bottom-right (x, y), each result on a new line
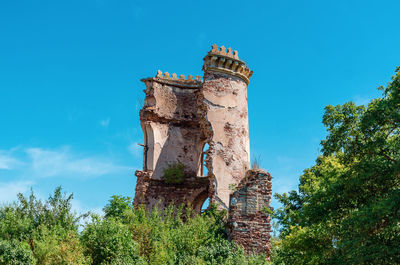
top-left (274, 67), bottom-right (400, 264)
top-left (0, 186), bottom-right (88, 265)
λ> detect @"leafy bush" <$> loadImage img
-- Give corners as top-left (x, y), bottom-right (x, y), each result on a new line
top-left (163, 162), bottom-right (185, 184)
top-left (81, 215), bottom-right (141, 265)
top-left (0, 240), bottom-right (35, 265)
top-left (33, 227), bottom-right (89, 265)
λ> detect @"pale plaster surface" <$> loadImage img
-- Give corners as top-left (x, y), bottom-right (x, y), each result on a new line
top-left (202, 71), bottom-right (250, 207)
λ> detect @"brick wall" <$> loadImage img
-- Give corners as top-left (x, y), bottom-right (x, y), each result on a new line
top-left (134, 170), bottom-right (212, 212)
top-left (227, 169), bottom-right (272, 257)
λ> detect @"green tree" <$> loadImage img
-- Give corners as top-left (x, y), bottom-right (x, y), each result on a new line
top-left (103, 195), bottom-right (132, 219)
top-left (274, 67), bottom-right (400, 264)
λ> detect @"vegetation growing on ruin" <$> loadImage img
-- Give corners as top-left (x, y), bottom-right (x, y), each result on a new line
top-left (163, 162), bottom-right (186, 184)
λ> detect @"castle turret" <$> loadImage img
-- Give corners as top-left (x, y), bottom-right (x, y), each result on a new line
top-left (201, 44), bottom-right (253, 208)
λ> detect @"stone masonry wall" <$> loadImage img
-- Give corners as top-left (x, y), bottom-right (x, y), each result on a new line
top-left (227, 169), bottom-right (272, 257)
top-left (139, 73), bottom-right (204, 180)
top-left (134, 170), bottom-right (211, 212)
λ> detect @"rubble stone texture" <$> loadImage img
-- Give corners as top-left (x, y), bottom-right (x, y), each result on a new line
top-left (133, 44), bottom-right (271, 256)
top-left (227, 169), bottom-right (273, 255)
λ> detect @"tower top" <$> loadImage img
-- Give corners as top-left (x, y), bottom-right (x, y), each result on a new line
top-left (141, 70), bottom-right (202, 89)
top-left (208, 44), bottom-right (240, 60)
top-left (203, 44), bottom-right (253, 85)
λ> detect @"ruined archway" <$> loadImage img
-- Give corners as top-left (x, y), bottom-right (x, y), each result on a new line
top-left (192, 191), bottom-right (209, 212)
top-left (197, 142), bottom-right (209, 177)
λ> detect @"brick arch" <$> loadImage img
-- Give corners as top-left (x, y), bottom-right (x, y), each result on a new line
top-left (191, 191), bottom-right (209, 212)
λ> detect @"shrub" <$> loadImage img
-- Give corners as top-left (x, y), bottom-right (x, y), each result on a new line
top-left (81, 215), bottom-right (140, 265)
top-left (0, 239), bottom-right (35, 265)
top-left (33, 227), bottom-right (89, 265)
top-left (0, 189), bottom-right (271, 265)
top-left (163, 162), bottom-right (185, 184)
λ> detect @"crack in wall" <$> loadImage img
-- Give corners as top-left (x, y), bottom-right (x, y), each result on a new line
top-left (203, 98), bottom-right (225, 109)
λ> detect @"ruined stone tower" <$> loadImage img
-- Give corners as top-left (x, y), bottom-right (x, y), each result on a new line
top-left (201, 44), bottom-right (253, 208)
top-left (134, 44), bottom-right (253, 210)
top-left (134, 44), bottom-right (272, 255)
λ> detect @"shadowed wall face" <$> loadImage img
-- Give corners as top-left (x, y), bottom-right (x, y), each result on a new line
top-left (134, 74), bottom-right (211, 211)
top-left (139, 77), bottom-right (204, 179)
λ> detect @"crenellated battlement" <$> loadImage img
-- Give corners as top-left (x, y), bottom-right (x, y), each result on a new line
top-left (203, 44), bottom-right (253, 85)
top-left (141, 70), bottom-right (202, 89)
top-left (208, 44), bottom-right (240, 60)
top-left (155, 70), bottom-right (202, 82)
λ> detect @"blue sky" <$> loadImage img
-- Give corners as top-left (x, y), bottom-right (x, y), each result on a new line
top-left (1, 0), bottom-right (399, 214)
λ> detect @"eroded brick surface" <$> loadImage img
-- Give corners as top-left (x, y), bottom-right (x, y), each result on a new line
top-left (227, 169), bottom-right (272, 256)
top-left (134, 170), bottom-right (211, 212)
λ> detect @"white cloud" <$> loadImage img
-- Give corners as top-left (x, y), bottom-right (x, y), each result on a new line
top-left (0, 155), bottom-right (17, 170)
top-left (0, 181), bottom-right (34, 203)
top-left (100, 118), bottom-right (110, 127)
top-left (0, 150), bottom-right (22, 170)
top-left (26, 147), bottom-right (128, 178)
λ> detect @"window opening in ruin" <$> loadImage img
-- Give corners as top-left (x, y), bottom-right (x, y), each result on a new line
top-left (201, 143), bottom-right (209, 176)
top-left (201, 198), bottom-right (210, 212)
top-left (192, 192), bottom-right (209, 213)
top-left (145, 124), bottom-right (154, 171)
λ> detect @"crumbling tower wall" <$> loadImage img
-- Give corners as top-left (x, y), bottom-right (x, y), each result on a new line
top-left (134, 72), bottom-right (211, 210)
top-left (201, 44), bottom-right (253, 208)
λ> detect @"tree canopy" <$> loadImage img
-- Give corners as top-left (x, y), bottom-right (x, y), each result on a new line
top-left (274, 67), bottom-right (400, 264)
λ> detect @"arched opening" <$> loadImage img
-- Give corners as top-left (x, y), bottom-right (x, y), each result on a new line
top-left (201, 198), bottom-right (210, 212)
top-left (145, 124), bottom-right (154, 171)
top-left (199, 143), bottom-right (209, 177)
top-left (192, 192), bottom-right (209, 213)
top-left (142, 124), bottom-right (148, 171)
